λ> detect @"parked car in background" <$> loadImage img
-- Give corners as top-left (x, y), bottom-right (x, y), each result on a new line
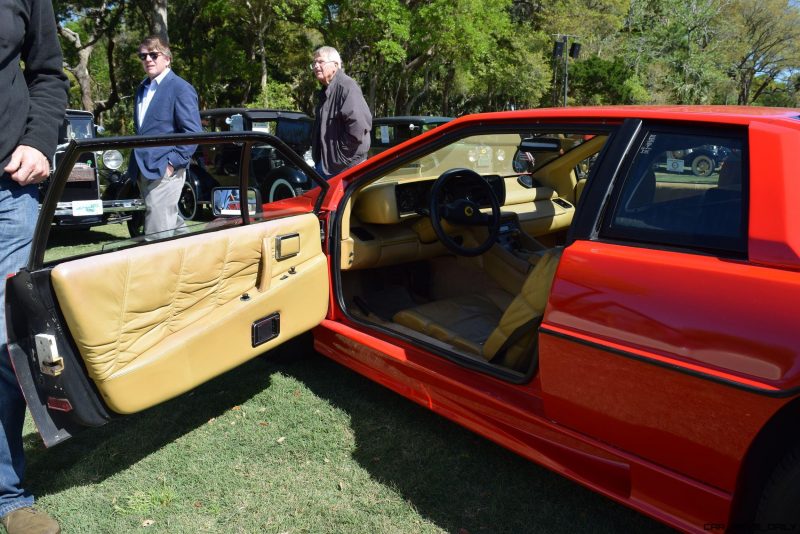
top-left (44, 109), bottom-right (141, 230)
top-left (369, 115), bottom-right (452, 156)
top-left (10, 106), bottom-right (800, 532)
top-left (111, 108), bottom-right (316, 236)
top-left (193, 108), bottom-right (316, 209)
top-left (659, 144), bottom-right (732, 177)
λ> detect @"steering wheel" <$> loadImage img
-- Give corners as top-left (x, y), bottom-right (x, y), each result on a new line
top-left (429, 168), bottom-right (501, 257)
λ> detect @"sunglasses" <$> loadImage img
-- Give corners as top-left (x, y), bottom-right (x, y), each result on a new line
top-left (137, 52), bottom-right (161, 61)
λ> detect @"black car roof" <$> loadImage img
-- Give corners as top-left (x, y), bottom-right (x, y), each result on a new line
top-left (201, 108), bottom-right (311, 121)
top-left (65, 109), bottom-right (94, 119)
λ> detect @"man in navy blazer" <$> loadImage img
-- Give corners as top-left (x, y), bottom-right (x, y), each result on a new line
top-left (129, 35), bottom-right (201, 237)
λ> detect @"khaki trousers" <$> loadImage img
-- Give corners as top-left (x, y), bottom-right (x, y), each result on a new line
top-left (139, 167), bottom-right (187, 238)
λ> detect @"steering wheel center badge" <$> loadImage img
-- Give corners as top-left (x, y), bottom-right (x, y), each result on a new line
top-left (464, 206), bottom-right (474, 216)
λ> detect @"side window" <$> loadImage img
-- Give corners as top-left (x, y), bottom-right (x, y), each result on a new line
top-left (41, 137), bottom-right (322, 265)
top-left (601, 130), bottom-right (746, 255)
top-left (372, 124), bottom-right (397, 147)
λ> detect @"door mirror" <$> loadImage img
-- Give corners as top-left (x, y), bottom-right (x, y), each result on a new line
top-left (212, 187), bottom-right (262, 217)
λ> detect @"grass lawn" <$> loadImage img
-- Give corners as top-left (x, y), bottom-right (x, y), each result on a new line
top-left (21, 338), bottom-right (674, 534)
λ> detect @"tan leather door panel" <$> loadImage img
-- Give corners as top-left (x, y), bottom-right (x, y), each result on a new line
top-left (50, 213), bottom-right (328, 414)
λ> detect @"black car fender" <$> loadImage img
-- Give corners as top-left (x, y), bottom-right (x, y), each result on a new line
top-left (256, 166), bottom-right (310, 202)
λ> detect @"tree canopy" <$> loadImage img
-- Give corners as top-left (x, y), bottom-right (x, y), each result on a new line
top-left (55, 0), bottom-right (800, 133)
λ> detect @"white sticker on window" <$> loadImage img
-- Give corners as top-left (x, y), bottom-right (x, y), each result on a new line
top-left (71, 199), bottom-right (103, 216)
top-left (666, 158), bottom-right (685, 173)
top-left (380, 125), bottom-right (390, 144)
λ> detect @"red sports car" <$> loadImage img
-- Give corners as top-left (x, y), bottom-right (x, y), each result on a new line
top-left (8, 106), bottom-right (800, 532)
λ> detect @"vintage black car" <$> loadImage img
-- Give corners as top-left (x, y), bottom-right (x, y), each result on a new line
top-left (659, 144), bottom-right (731, 177)
top-left (369, 115), bottom-right (452, 156)
top-left (191, 108), bottom-right (315, 213)
top-left (45, 110), bottom-right (142, 230)
top-left (112, 108), bottom-right (316, 234)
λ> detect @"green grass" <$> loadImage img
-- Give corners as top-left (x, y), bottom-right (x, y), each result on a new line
top-left (22, 341), bottom-right (674, 534)
top-left (44, 218), bottom-right (212, 263)
top-left (44, 222), bottom-right (132, 263)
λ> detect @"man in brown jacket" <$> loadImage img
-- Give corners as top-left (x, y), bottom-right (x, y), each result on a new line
top-left (310, 46), bottom-right (372, 179)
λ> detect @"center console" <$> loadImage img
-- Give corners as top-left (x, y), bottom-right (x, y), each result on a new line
top-left (497, 212), bottom-right (548, 259)
top-left (483, 212), bottom-right (550, 294)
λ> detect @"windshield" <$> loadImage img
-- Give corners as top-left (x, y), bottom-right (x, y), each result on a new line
top-left (373, 131), bottom-right (598, 185)
top-left (59, 117), bottom-right (94, 143)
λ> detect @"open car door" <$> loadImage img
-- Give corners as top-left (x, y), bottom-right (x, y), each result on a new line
top-left (6, 131), bottom-right (330, 447)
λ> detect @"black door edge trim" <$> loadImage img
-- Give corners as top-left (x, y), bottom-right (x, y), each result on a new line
top-left (539, 326), bottom-right (800, 398)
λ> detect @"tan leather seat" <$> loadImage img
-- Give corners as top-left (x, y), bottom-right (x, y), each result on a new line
top-left (393, 249), bottom-right (562, 371)
top-left (574, 178), bottom-right (587, 204)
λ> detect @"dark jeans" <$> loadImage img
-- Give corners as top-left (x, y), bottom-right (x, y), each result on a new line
top-left (0, 175), bottom-right (38, 516)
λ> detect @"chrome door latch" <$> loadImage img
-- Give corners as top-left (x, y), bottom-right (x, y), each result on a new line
top-left (34, 334), bottom-right (65, 376)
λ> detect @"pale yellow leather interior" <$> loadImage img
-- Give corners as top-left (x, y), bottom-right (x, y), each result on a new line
top-left (574, 179), bottom-right (587, 204)
top-left (503, 180), bottom-right (557, 205)
top-left (353, 181), bottom-right (404, 224)
top-left (392, 290), bottom-right (512, 355)
top-left (51, 213), bottom-right (328, 414)
top-left (483, 249), bottom-right (561, 369)
top-left (534, 135), bottom-right (607, 196)
top-left (345, 221), bottom-right (449, 270)
top-left (503, 200), bottom-right (574, 236)
top-left (502, 178), bottom-right (572, 237)
top-left (393, 248), bottom-right (561, 371)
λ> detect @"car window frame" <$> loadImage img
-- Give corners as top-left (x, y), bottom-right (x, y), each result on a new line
top-left (32, 131), bottom-right (328, 270)
top-left (597, 122), bottom-right (749, 258)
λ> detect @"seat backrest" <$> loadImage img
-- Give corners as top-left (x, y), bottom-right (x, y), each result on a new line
top-left (717, 157), bottom-right (742, 190)
top-left (574, 178), bottom-right (587, 204)
top-left (696, 156), bottom-right (744, 240)
top-left (482, 248), bottom-right (562, 369)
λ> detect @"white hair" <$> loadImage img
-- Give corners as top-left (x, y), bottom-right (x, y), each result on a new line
top-left (314, 46), bottom-right (342, 68)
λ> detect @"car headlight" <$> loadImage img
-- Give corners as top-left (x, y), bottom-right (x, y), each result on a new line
top-left (102, 149), bottom-right (124, 170)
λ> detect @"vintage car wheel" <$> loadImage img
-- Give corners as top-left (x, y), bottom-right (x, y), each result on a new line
top-left (268, 178), bottom-right (298, 203)
top-left (178, 182), bottom-right (199, 220)
top-left (691, 154), bottom-right (715, 177)
top-left (429, 168), bottom-right (501, 257)
top-left (756, 445), bottom-right (800, 524)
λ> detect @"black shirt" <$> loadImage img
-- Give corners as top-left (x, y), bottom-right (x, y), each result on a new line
top-left (0, 0), bottom-right (69, 168)
top-left (312, 70), bottom-right (372, 176)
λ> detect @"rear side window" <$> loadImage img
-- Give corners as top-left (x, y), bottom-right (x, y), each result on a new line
top-left (601, 130), bottom-right (746, 256)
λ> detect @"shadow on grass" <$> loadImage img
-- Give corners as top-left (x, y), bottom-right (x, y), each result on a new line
top-left (270, 340), bottom-right (675, 534)
top-left (23, 357), bottom-right (275, 494)
top-left (46, 226), bottom-right (126, 246)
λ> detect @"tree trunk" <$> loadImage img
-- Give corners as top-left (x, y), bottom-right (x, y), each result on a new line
top-left (367, 70), bottom-right (378, 112)
top-left (76, 47), bottom-right (96, 113)
top-left (442, 68), bottom-right (454, 116)
top-left (94, 37), bottom-right (120, 116)
top-left (258, 28), bottom-right (268, 101)
top-left (152, 0), bottom-right (168, 42)
top-left (58, 27), bottom-right (95, 112)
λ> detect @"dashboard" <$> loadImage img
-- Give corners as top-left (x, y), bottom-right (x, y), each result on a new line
top-left (354, 174), bottom-right (507, 224)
